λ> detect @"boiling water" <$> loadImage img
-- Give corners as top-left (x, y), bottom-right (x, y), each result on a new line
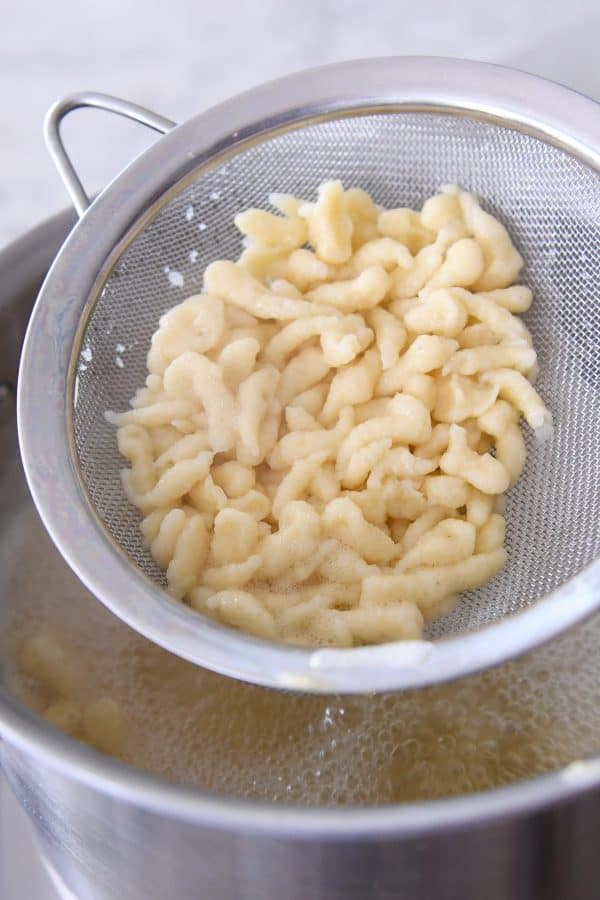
top-left (2, 500), bottom-right (599, 806)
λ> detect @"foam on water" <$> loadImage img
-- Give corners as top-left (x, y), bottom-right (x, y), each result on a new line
top-left (2, 502), bottom-right (599, 806)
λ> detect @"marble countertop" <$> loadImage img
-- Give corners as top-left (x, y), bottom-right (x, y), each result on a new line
top-left (1, 1), bottom-right (599, 897)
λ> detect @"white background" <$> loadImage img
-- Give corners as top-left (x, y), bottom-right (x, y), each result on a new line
top-left (1, 0), bottom-right (600, 249)
top-left (1, 0), bottom-right (599, 896)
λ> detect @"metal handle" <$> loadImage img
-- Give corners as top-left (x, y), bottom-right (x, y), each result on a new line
top-left (44, 92), bottom-right (177, 218)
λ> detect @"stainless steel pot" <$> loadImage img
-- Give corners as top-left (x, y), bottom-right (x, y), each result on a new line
top-left (1, 216), bottom-right (600, 900)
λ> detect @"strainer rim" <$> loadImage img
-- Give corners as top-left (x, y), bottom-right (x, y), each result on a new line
top-left (17, 56), bottom-right (600, 693)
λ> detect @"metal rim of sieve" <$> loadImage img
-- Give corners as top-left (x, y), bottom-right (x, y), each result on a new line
top-left (17, 57), bottom-right (600, 693)
top-left (2, 210), bottom-right (599, 836)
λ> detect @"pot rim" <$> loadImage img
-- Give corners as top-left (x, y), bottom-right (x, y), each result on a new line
top-left (2, 211), bottom-right (600, 840)
top-left (1, 682), bottom-right (600, 839)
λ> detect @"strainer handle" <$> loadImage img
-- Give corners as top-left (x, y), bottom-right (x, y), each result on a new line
top-left (44, 92), bottom-right (177, 218)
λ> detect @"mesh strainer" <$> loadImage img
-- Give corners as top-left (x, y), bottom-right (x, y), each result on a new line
top-left (17, 58), bottom-right (600, 693)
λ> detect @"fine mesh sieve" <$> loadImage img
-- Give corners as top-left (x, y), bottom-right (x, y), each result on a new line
top-left (17, 58), bottom-right (600, 693)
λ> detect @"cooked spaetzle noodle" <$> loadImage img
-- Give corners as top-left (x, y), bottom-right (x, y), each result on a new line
top-left (107, 182), bottom-right (551, 648)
